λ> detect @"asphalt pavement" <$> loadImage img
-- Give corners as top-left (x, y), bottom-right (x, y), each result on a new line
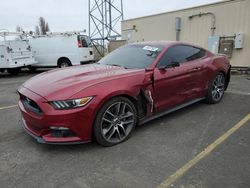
top-left (0, 70), bottom-right (249, 188)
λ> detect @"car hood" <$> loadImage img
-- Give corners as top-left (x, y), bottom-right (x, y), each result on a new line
top-left (22, 64), bottom-right (144, 100)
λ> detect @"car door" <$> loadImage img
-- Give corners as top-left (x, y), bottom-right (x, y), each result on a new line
top-left (78, 35), bottom-right (93, 62)
top-left (153, 45), bottom-right (206, 113)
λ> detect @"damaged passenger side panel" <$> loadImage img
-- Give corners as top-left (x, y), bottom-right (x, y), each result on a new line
top-left (137, 70), bottom-right (155, 119)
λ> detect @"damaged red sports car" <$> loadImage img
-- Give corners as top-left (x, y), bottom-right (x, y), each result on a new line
top-left (18, 41), bottom-right (231, 146)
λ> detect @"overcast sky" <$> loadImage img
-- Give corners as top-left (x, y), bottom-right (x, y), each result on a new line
top-left (0, 0), bottom-right (221, 33)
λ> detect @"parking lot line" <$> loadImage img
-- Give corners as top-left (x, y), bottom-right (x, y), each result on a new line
top-left (0, 105), bottom-right (18, 110)
top-left (227, 91), bottom-right (250, 96)
top-left (0, 80), bottom-right (25, 85)
top-left (158, 112), bottom-right (250, 188)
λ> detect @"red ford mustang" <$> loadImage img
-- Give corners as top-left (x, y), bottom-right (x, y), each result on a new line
top-left (18, 41), bottom-right (231, 146)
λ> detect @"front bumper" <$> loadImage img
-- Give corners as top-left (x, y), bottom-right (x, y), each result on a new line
top-left (8, 59), bottom-right (37, 68)
top-left (18, 86), bottom-right (96, 144)
top-left (21, 118), bottom-right (88, 145)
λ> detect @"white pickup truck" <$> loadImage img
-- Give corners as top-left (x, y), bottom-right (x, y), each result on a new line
top-left (0, 31), bottom-right (37, 75)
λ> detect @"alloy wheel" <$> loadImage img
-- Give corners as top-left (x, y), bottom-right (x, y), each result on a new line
top-left (212, 74), bottom-right (225, 102)
top-left (101, 101), bottom-right (135, 143)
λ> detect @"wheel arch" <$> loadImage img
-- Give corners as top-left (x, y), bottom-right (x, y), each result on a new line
top-left (93, 91), bottom-right (138, 117)
top-left (90, 93), bottom-right (138, 141)
top-left (95, 88), bottom-right (150, 117)
top-left (57, 57), bottom-right (72, 67)
top-left (211, 55), bottom-right (231, 91)
top-left (218, 68), bottom-right (230, 91)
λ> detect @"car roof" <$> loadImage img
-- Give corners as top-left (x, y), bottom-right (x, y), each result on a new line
top-left (129, 41), bottom-right (204, 49)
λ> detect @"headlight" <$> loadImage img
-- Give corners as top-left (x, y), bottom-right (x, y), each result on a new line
top-left (50, 97), bottom-right (93, 110)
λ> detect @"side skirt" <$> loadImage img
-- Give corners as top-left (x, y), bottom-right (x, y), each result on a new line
top-left (139, 98), bottom-right (205, 125)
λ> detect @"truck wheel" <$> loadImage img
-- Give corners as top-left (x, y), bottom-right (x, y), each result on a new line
top-left (28, 66), bottom-right (37, 72)
top-left (7, 68), bottom-right (20, 75)
top-left (58, 59), bottom-right (71, 68)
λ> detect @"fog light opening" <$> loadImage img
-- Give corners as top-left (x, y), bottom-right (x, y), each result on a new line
top-left (50, 126), bottom-right (69, 131)
top-left (50, 127), bottom-right (76, 138)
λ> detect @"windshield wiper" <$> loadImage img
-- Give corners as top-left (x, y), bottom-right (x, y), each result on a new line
top-left (108, 64), bottom-right (128, 69)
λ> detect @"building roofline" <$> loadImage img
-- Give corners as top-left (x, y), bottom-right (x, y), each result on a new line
top-left (122, 0), bottom-right (244, 22)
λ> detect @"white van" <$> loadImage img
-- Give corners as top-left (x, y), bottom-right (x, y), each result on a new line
top-left (28, 32), bottom-right (94, 70)
top-left (0, 31), bottom-right (37, 75)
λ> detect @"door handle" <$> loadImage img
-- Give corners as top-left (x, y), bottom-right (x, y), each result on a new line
top-left (193, 67), bottom-right (202, 71)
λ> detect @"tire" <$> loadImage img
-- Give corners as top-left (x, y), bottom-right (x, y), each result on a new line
top-left (205, 72), bottom-right (226, 104)
top-left (7, 68), bottom-right (20, 75)
top-left (94, 97), bottom-right (137, 147)
top-left (28, 66), bottom-right (37, 72)
top-left (58, 58), bottom-right (71, 68)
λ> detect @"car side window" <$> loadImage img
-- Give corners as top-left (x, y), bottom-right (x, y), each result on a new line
top-left (81, 37), bottom-right (88, 47)
top-left (158, 45), bottom-right (206, 67)
top-left (185, 46), bottom-right (206, 61)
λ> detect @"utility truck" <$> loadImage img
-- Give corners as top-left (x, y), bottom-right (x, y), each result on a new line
top-left (28, 31), bottom-right (94, 70)
top-left (0, 31), bottom-right (37, 75)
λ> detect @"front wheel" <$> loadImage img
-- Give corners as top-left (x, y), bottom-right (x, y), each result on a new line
top-left (206, 72), bottom-right (226, 104)
top-left (94, 97), bottom-right (137, 147)
top-left (7, 68), bottom-right (20, 75)
top-left (28, 66), bottom-right (37, 72)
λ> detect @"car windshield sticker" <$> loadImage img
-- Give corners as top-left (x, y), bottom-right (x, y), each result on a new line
top-left (143, 45), bottom-right (159, 52)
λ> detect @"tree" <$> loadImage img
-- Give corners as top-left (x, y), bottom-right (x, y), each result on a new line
top-left (45, 23), bottom-right (50, 33)
top-left (36, 17), bottom-right (50, 35)
top-left (16, 17), bottom-right (50, 36)
top-left (16, 25), bottom-right (23, 32)
top-left (35, 25), bottom-right (40, 35)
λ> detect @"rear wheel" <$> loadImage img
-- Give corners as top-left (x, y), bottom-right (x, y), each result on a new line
top-left (94, 97), bottom-right (137, 147)
top-left (206, 72), bottom-right (226, 104)
top-left (58, 58), bottom-right (71, 68)
top-left (28, 66), bottom-right (37, 72)
top-left (7, 68), bottom-right (20, 75)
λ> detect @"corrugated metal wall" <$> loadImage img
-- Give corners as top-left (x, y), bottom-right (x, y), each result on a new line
top-left (121, 0), bottom-right (250, 67)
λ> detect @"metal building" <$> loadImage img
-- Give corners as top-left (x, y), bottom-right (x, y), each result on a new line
top-left (121, 0), bottom-right (250, 68)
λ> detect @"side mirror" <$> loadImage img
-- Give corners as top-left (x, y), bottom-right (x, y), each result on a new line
top-left (159, 61), bottom-right (180, 70)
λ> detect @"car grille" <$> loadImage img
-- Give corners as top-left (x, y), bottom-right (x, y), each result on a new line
top-left (21, 94), bottom-right (43, 115)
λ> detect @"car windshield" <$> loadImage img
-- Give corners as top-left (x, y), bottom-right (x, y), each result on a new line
top-left (98, 44), bottom-right (163, 69)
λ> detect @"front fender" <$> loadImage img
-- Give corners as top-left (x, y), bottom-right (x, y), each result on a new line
top-left (70, 73), bottom-right (145, 118)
